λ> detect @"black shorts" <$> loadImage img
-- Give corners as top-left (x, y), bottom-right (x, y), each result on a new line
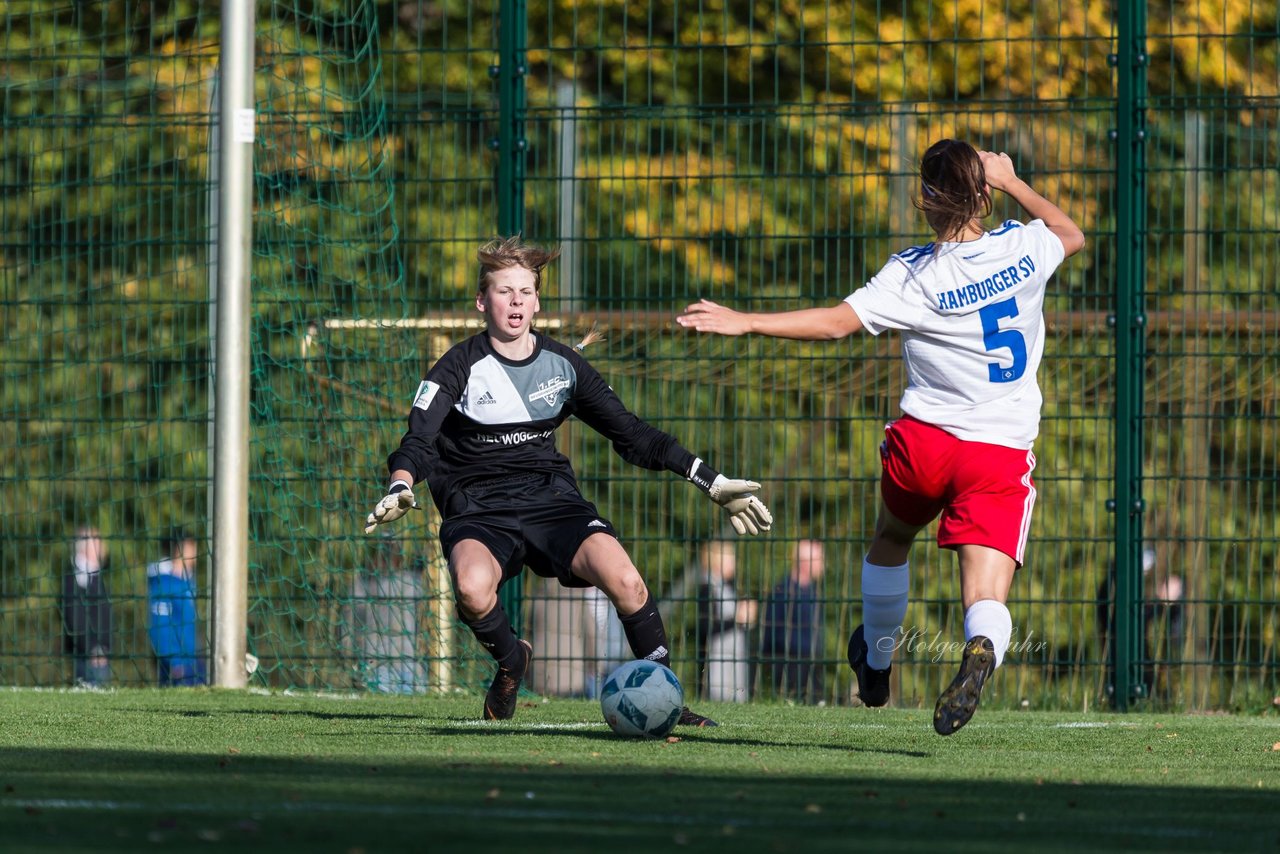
top-left (437, 472), bottom-right (619, 588)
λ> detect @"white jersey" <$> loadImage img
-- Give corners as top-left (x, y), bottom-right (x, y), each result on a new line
top-left (845, 219), bottom-right (1066, 449)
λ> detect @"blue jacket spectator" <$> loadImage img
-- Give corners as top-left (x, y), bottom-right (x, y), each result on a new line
top-left (761, 539), bottom-right (826, 702)
top-left (147, 532), bottom-right (206, 686)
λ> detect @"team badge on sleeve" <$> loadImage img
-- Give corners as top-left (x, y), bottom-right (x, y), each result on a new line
top-left (412, 380), bottom-right (440, 411)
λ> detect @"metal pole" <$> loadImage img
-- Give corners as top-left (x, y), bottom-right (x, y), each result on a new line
top-left (212, 0), bottom-right (255, 688)
top-left (1179, 112), bottom-right (1210, 707)
top-left (556, 81), bottom-right (580, 311)
top-left (495, 0), bottom-right (527, 237)
top-left (494, 0), bottom-right (528, 633)
top-left (889, 109), bottom-right (918, 244)
top-left (1111, 1), bottom-right (1148, 711)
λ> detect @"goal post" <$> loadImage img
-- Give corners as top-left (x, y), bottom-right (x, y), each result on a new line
top-left (211, 0), bottom-right (256, 689)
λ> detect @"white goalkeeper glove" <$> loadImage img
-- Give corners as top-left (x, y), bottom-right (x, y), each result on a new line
top-left (364, 482), bottom-right (418, 534)
top-left (708, 475), bottom-right (774, 535)
top-left (688, 459), bottom-right (773, 536)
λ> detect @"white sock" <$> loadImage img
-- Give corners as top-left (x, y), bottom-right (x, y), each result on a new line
top-left (964, 599), bottom-right (1013, 668)
top-left (862, 559), bottom-right (909, 670)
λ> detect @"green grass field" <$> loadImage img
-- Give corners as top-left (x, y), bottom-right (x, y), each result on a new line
top-left (2, 688), bottom-right (1278, 853)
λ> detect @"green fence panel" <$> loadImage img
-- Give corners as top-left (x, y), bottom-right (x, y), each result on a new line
top-left (0, 2), bottom-right (1275, 712)
top-left (0, 2), bottom-right (220, 688)
top-left (1140, 2), bottom-right (1280, 710)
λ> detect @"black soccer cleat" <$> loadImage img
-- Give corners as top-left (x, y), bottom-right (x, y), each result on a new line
top-left (483, 639), bottom-right (533, 721)
top-left (847, 624), bottom-right (892, 707)
top-left (677, 706), bottom-right (719, 727)
top-left (933, 635), bottom-right (996, 736)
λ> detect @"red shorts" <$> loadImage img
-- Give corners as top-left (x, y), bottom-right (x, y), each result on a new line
top-left (879, 415), bottom-right (1037, 565)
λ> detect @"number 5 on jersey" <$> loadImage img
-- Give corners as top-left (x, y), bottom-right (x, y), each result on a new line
top-left (979, 297), bottom-right (1027, 383)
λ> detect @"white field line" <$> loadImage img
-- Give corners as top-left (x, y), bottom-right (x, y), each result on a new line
top-left (450, 720), bottom-right (605, 730)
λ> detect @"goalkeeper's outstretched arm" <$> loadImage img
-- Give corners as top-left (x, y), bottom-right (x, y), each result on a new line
top-left (363, 469), bottom-right (417, 534)
top-left (568, 350), bottom-right (773, 535)
top-left (685, 457), bottom-right (773, 536)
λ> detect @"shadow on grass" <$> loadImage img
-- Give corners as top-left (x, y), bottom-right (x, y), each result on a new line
top-left (2, 747), bottom-right (1278, 853)
top-left (115, 706), bottom-right (429, 722)
top-left (422, 724), bottom-right (931, 757)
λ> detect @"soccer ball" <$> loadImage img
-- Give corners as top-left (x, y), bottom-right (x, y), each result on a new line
top-left (600, 660), bottom-right (684, 739)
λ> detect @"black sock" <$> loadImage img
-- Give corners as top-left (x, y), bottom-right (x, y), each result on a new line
top-left (461, 603), bottom-right (523, 672)
top-left (618, 592), bottom-right (670, 667)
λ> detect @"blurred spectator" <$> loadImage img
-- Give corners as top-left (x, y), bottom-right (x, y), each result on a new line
top-left (1150, 572), bottom-right (1185, 650)
top-left (352, 534), bottom-right (428, 694)
top-left (147, 530), bottom-right (206, 686)
top-left (694, 539), bottom-right (757, 703)
top-left (1096, 547), bottom-right (1183, 701)
top-left (584, 585), bottom-right (631, 699)
top-left (1147, 563), bottom-right (1185, 699)
top-left (762, 539), bottom-right (826, 703)
top-left (61, 526), bottom-right (112, 687)
top-left (525, 578), bottom-right (589, 698)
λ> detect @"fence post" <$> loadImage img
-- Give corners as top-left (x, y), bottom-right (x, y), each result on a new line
top-left (494, 0), bottom-right (528, 632)
top-left (1179, 112), bottom-right (1210, 707)
top-left (1111, 1), bottom-right (1148, 711)
top-left (557, 81), bottom-right (581, 311)
top-left (495, 0), bottom-right (527, 238)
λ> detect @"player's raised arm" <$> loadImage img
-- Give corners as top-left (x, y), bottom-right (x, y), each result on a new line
top-left (979, 150), bottom-right (1085, 258)
top-left (677, 298), bottom-right (863, 341)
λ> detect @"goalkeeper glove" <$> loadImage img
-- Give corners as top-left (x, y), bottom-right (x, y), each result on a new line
top-left (688, 459), bottom-right (774, 536)
top-left (364, 481), bottom-right (418, 534)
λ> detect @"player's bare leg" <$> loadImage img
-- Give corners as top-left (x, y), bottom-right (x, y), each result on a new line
top-left (934, 545), bottom-right (1016, 735)
top-left (450, 539), bottom-right (503, 620)
top-left (573, 534), bottom-right (717, 727)
top-left (451, 540), bottom-right (531, 721)
top-left (570, 533), bottom-right (648, 614)
top-left (850, 505), bottom-right (925, 707)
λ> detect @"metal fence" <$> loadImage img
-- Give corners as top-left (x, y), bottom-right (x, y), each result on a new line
top-left (0, 2), bottom-right (1275, 711)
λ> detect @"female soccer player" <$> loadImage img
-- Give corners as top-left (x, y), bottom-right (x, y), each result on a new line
top-left (677, 140), bottom-right (1084, 734)
top-left (365, 235), bottom-right (772, 726)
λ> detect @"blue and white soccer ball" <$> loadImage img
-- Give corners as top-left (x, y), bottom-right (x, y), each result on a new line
top-left (600, 659), bottom-right (684, 738)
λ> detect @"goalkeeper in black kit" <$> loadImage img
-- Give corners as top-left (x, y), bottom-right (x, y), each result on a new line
top-left (365, 236), bottom-right (773, 726)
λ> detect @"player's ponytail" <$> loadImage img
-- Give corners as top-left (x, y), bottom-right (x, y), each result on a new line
top-left (574, 323), bottom-right (605, 352)
top-left (915, 139), bottom-right (991, 243)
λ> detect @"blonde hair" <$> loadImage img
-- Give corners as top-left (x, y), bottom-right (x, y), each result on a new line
top-left (574, 323), bottom-right (605, 352)
top-left (476, 235), bottom-right (561, 294)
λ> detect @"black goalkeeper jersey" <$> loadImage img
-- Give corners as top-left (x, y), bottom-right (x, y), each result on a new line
top-left (387, 332), bottom-right (698, 515)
